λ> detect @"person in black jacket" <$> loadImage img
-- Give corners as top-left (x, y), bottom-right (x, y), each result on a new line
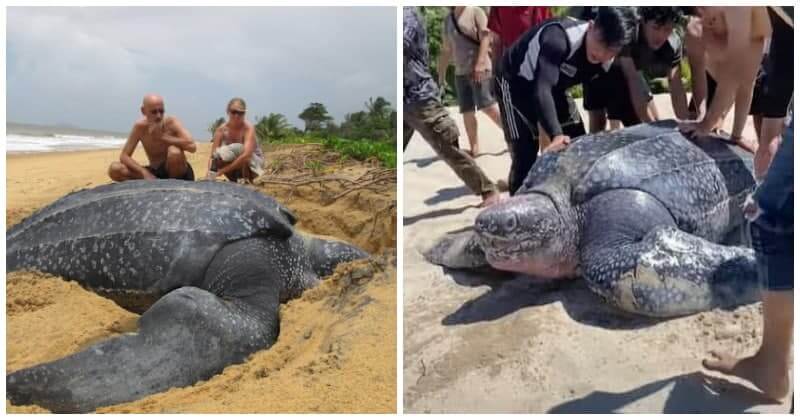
top-left (495, 7), bottom-right (637, 194)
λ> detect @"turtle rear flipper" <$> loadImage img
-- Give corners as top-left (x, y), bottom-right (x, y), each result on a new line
top-left (580, 190), bottom-right (760, 317)
top-left (6, 238), bottom-right (287, 413)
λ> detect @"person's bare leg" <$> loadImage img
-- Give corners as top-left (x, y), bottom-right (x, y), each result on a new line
top-left (242, 165), bottom-right (254, 184)
top-left (165, 145), bottom-right (188, 178)
top-left (753, 115), bottom-right (763, 140)
top-left (647, 99), bottom-right (660, 121)
top-left (588, 110), bottom-right (607, 134)
top-left (537, 123), bottom-right (551, 154)
top-left (754, 117), bottom-right (784, 180)
top-left (711, 107), bottom-right (732, 134)
top-left (480, 103), bottom-right (503, 130)
top-left (108, 161), bottom-right (139, 182)
top-left (206, 158), bottom-right (220, 180)
top-left (462, 111), bottom-right (479, 157)
top-left (704, 290), bottom-right (793, 400)
top-left (609, 120), bottom-right (622, 130)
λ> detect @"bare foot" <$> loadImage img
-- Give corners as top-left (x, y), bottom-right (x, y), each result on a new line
top-left (468, 148), bottom-right (479, 158)
top-left (703, 350), bottom-right (790, 401)
top-left (733, 137), bottom-right (758, 154)
top-left (480, 191), bottom-right (502, 208)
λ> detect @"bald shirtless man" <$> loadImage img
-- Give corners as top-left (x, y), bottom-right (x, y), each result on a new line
top-left (108, 94), bottom-right (197, 182)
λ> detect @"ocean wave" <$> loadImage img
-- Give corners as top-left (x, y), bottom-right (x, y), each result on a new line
top-left (6, 134), bottom-right (127, 153)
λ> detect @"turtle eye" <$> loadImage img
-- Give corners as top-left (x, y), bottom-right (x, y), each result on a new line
top-left (505, 213), bottom-right (518, 232)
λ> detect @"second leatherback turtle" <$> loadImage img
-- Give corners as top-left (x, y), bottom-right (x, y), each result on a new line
top-left (427, 121), bottom-right (760, 317)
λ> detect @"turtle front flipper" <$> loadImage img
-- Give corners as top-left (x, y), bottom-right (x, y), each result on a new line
top-left (580, 190), bottom-right (760, 317)
top-left (6, 238), bottom-right (288, 413)
top-left (424, 229), bottom-right (490, 269)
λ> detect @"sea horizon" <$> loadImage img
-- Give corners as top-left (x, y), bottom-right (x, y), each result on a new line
top-left (6, 121), bottom-right (128, 154)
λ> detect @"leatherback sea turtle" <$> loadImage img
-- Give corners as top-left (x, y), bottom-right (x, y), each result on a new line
top-left (427, 121), bottom-right (760, 317)
top-left (6, 179), bottom-right (368, 412)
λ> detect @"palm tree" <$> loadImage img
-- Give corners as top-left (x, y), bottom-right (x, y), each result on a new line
top-left (255, 113), bottom-right (291, 142)
top-left (208, 117), bottom-right (225, 137)
top-left (365, 97), bottom-right (391, 120)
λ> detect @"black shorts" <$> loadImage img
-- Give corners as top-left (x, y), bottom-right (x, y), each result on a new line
top-left (146, 162), bottom-right (195, 181)
top-left (496, 74), bottom-right (585, 195)
top-left (583, 65), bottom-right (651, 127)
top-left (750, 11), bottom-right (794, 119)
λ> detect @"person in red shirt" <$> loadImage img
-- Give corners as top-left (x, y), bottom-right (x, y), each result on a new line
top-left (488, 7), bottom-right (552, 58)
top-left (488, 6), bottom-right (554, 152)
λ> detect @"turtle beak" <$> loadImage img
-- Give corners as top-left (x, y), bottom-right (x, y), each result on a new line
top-left (475, 207), bottom-right (518, 239)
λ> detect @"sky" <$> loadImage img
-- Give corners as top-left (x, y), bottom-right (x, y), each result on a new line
top-left (6, 6), bottom-right (396, 138)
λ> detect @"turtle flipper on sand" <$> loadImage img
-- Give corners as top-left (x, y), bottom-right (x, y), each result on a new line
top-left (427, 121), bottom-right (760, 318)
top-left (6, 180), bottom-right (367, 413)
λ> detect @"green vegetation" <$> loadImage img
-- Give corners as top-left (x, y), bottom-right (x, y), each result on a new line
top-left (551, 6), bottom-right (570, 17)
top-left (568, 84), bottom-right (583, 100)
top-left (254, 113), bottom-right (293, 142)
top-left (323, 137), bottom-right (396, 168)
top-left (339, 97), bottom-right (396, 142)
top-left (419, 7), bottom-right (454, 103)
top-left (211, 97), bottom-right (395, 144)
top-left (420, 6), bottom-right (568, 105)
top-left (270, 155), bottom-right (287, 173)
top-left (645, 61), bottom-right (692, 97)
top-left (265, 135), bottom-right (396, 169)
top-left (207, 96), bottom-right (396, 169)
top-left (291, 97), bottom-right (396, 145)
top-left (304, 159), bottom-right (324, 177)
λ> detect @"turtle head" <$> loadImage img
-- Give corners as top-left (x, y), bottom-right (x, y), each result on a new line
top-left (303, 235), bottom-right (369, 278)
top-left (474, 193), bottom-right (577, 278)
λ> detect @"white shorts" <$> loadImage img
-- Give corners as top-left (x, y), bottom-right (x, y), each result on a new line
top-left (213, 143), bottom-right (265, 176)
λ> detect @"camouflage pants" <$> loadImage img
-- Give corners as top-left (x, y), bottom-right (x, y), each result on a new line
top-left (404, 99), bottom-right (497, 196)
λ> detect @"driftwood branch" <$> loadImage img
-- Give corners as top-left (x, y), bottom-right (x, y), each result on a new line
top-left (257, 168), bottom-right (395, 205)
top-left (369, 202), bottom-right (396, 238)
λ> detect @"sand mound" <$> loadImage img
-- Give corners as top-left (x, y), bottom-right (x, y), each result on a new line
top-left (6, 271), bottom-right (138, 372)
top-left (6, 143), bottom-right (397, 413)
top-left (256, 144), bottom-right (396, 253)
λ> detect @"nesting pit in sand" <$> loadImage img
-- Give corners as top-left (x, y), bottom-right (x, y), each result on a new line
top-left (6, 143), bottom-right (397, 413)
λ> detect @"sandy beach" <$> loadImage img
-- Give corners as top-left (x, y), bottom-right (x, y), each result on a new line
top-left (402, 94), bottom-right (791, 413)
top-left (6, 142), bottom-right (397, 413)
top-left (6, 144), bottom-right (212, 221)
